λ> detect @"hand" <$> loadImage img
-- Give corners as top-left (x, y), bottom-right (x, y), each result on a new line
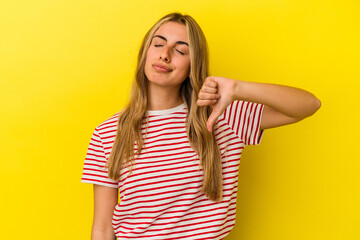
top-left (197, 76), bottom-right (238, 132)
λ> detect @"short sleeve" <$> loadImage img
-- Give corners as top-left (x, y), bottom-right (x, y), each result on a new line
top-left (81, 127), bottom-right (118, 188)
top-left (222, 100), bottom-right (264, 145)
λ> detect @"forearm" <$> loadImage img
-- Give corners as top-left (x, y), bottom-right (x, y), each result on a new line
top-left (91, 185), bottom-right (118, 240)
top-left (91, 228), bottom-right (116, 240)
top-left (233, 80), bottom-right (321, 119)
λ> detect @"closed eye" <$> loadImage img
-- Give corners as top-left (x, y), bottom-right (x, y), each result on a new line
top-left (176, 49), bottom-right (184, 55)
top-left (154, 44), bottom-right (185, 55)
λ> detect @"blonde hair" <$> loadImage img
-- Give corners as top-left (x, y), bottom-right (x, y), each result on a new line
top-left (106, 12), bottom-right (223, 202)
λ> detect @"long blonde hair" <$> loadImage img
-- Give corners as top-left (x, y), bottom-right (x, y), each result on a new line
top-left (106, 12), bottom-right (223, 202)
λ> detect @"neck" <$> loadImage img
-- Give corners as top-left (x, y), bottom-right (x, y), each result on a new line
top-left (148, 84), bottom-right (183, 110)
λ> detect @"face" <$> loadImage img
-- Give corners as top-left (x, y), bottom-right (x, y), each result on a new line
top-left (144, 21), bottom-right (190, 90)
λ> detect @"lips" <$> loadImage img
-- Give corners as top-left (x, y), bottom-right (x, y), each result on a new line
top-left (153, 63), bottom-right (172, 72)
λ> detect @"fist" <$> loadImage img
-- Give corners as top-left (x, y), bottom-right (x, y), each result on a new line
top-left (197, 76), bottom-right (237, 132)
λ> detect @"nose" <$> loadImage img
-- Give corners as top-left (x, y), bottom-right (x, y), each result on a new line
top-left (160, 46), bottom-right (170, 63)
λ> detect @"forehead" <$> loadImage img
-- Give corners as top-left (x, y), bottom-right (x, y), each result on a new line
top-left (154, 21), bottom-right (188, 42)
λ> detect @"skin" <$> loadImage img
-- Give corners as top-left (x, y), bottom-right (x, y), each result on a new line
top-left (144, 21), bottom-right (190, 110)
top-left (197, 76), bottom-right (321, 132)
top-left (90, 20), bottom-right (321, 240)
top-left (91, 185), bottom-right (117, 240)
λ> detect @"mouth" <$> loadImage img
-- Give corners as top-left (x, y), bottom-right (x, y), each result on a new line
top-left (153, 64), bottom-right (172, 72)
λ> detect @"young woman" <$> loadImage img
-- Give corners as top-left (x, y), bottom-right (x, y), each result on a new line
top-left (81, 12), bottom-right (320, 240)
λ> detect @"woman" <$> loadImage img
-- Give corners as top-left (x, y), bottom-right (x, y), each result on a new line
top-left (81, 12), bottom-right (320, 240)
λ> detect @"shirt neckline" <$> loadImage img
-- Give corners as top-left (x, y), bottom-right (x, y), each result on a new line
top-left (146, 103), bottom-right (186, 116)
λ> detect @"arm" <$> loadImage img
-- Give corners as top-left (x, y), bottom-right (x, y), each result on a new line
top-left (197, 76), bottom-right (321, 132)
top-left (234, 80), bottom-right (321, 130)
top-left (91, 184), bottom-right (118, 240)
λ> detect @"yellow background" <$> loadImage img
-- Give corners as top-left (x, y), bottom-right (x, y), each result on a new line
top-left (1, 0), bottom-right (359, 239)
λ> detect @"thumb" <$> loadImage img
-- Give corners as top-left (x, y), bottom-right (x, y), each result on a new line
top-left (206, 108), bottom-right (222, 132)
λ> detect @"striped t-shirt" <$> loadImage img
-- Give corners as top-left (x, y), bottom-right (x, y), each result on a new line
top-left (81, 100), bottom-right (264, 239)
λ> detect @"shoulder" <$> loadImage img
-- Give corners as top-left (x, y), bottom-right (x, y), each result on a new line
top-left (94, 109), bottom-right (123, 136)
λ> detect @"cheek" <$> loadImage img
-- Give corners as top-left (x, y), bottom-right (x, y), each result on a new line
top-left (147, 47), bottom-right (158, 59)
top-left (174, 56), bottom-right (190, 71)
top-left (145, 50), bottom-right (151, 64)
top-left (145, 48), bottom-right (154, 62)
top-left (181, 59), bottom-right (191, 74)
top-left (144, 53), bottom-right (152, 77)
top-left (145, 50), bottom-right (154, 69)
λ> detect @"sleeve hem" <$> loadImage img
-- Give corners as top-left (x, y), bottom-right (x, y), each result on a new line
top-left (80, 179), bottom-right (118, 188)
top-left (256, 129), bottom-right (264, 145)
top-left (254, 104), bottom-right (265, 145)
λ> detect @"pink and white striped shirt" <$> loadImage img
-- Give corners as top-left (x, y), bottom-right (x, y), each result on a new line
top-left (81, 100), bottom-right (264, 239)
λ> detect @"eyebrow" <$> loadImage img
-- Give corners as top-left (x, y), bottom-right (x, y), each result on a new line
top-left (153, 35), bottom-right (189, 47)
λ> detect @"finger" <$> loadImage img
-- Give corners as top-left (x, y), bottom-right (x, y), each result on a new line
top-left (198, 91), bottom-right (219, 100)
top-left (197, 99), bottom-right (217, 107)
top-left (200, 85), bottom-right (218, 94)
top-left (205, 78), bottom-right (218, 88)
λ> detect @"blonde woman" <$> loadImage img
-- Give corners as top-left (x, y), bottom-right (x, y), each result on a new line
top-left (81, 12), bottom-right (320, 240)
